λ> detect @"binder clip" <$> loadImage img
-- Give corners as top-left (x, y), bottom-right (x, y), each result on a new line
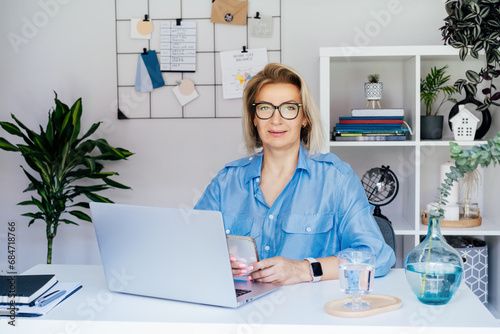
top-left (143, 14), bottom-right (149, 21)
top-left (241, 46), bottom-right (248, 53)
top-left (176, 18), bottom-right (182, 26)
top-left (142, 48), bottom-right (148, 54)
top-left (254, 12), bottom-right (260, 19)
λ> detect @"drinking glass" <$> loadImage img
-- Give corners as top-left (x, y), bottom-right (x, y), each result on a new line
top-left (338, 251), bottom-right (376, 311)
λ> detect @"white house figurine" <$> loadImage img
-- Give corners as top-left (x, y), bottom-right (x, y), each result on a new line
top-left (449, 105), bottom-right (479, 141)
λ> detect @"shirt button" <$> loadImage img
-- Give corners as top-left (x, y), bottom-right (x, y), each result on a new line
top-left (256, 178), bottom-right (260, 183)
top-left (306, 227), bottom-right (311, 232)
top-left (225, 229), bottom-right (230, 234)
top-left (249, 157), bottom-right (253, 161)
top-left (269, 214), bottom-right (274, 220)
top-left (265, 246), bottom-right (270, 251)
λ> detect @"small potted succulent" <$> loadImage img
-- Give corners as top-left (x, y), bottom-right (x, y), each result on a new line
top-left (364, 74), bottom-right (383, 101)
top-left (420, 65), bottom-right (457, 139)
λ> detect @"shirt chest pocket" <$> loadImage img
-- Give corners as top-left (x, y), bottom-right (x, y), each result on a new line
top-left (281, 214), bottom-right (334, 234)
top-left (222, 216), bottom-right (254, 236)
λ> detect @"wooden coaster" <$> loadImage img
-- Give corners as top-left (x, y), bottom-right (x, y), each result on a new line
top-left (324, 294), bottom-right (402, 318)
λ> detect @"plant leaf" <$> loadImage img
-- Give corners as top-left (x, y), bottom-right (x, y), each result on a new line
top-left (0, 137), bottom-right (19, 152)
top-left (68, 210), bottom-right (91, 222)
top-left (103, 177), bottom-right (132, 189)
top-left (59, 219), bottom-right (79, 226)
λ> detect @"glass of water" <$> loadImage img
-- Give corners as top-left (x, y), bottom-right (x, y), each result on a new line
top-left (338, 251), bottom-right (376, 311)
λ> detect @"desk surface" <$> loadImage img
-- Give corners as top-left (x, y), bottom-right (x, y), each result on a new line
top-left (1, 264), bottom-right (498, 333)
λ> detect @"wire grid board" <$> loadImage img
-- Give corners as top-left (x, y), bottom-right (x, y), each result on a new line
top-left (115, 0), bottom-right (282, 119)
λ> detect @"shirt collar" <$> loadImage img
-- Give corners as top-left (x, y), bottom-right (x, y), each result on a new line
top-left (244, 152), bottom-right (263, 184)
top-left (244, 145), bottom-right (311, 184)
top-left (297, 144), bottom-right (312, 176)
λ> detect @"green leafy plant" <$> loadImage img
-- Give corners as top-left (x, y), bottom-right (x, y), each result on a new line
top-left (432, 130), bottom-right (500, 219)
top-left (440, 0), bottom-right (500, 111)
top-left (421, 65), bottom-right (458, 116)
top-left (0, 93), bottom-right (133, 264)
top-left (367, 74), bottom-right (380, 83)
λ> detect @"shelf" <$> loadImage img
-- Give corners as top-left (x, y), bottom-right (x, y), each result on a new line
top-left (320, 45), bottom-right (500, 315)
top-left (329, 141), bottom-right (416, 147)
top-left (418, 218), bottom-right (500, 236)
top-left (419, 139), bottom-right (489, 147)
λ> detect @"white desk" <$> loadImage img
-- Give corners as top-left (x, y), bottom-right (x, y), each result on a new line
top-left (1, 264), bottom-right (498, 333)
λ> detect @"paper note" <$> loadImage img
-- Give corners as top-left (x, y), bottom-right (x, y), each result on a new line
top-left (250, 15), bottom-right (273, 38)
top-left (160, 21), bottom-right (196, 72)
top-left (130, 18), bottom-right (152, 39)
top-left (220, 48), bottom-right (268, 99)
top-left (173, 79), bottom-right (199, 106)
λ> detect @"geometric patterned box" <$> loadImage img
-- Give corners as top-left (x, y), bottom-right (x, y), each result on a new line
top-left (455, 246), bottom-right (488, 304)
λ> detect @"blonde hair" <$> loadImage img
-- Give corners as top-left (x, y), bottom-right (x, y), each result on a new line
top-left (242, 63), bottom-right (325, 154)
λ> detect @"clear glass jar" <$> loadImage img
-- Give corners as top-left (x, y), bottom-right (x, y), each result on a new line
top-left (459, 200), bottom-right (479, 219)
top-left (405, 217), bottom-right (464, 305)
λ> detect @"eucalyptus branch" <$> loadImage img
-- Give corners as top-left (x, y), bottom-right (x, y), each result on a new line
top-left (431, 130), bottom-right (500, 219)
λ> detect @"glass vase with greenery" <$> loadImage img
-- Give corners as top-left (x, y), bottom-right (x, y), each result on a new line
top-left (405, 130), bottom-right (500, 304)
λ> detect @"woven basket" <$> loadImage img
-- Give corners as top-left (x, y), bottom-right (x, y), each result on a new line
top-left (421, 210), bottom-right (482, 228)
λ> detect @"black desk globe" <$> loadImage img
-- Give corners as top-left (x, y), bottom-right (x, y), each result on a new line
top-left (361, 165), bottom-right (399, 220)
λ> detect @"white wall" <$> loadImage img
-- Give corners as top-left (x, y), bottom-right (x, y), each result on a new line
top-left (0, 0), bottom-right (448, 272)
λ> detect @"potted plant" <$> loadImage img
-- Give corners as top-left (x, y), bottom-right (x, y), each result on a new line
top-left (0, 93), bottom-right (133, 264)
top-left (420, 65), bottom-right (457, 139)
top-left (364, 74), bottom-right (383, 104)
top-left (440, 0), bottom-right (500, 138)
top-left (405, 130), bottom-right (500, 305)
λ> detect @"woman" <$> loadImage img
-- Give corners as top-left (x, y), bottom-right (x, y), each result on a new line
top-left (195, 63), bottom-right (395, 285)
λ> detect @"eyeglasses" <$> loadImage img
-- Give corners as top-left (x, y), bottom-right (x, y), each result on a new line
top-left (252, 102), bottom-right (302, 120)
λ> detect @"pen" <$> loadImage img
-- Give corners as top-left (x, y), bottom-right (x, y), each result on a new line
top-left (0, 307), bottom-right (18, 316)
top-left (35, 290), bottom-right (66, 307)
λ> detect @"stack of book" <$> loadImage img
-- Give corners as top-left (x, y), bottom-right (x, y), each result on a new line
top-left (0, 274), bottom-right (82, 317)
top-left (333, 108), bottom-right (409, 141)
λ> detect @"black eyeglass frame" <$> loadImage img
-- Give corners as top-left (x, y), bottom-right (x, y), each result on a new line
top-left (252, 102), bottom-right (302, 120)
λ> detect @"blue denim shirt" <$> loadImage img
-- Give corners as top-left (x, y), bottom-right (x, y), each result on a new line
top-left (195, 145), bottom-right (395, 276)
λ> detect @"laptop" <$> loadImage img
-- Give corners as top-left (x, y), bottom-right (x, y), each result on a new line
top-left (90, 202), bottom-right (280, 308)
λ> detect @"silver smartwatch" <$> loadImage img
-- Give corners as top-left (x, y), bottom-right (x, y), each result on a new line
top-left (305, 257), bottom-right (323, 282)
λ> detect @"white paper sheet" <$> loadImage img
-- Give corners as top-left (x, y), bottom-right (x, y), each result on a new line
top-left (220, 48), bottom-right (268, 99)
top-left (160, 21), bottom-right (197, 72)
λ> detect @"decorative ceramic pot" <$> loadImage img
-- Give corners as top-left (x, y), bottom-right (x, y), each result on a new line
top-left (364, 82), bottom-right (383, 100)
top-left (421, 115), bottom-right (444, 140)
top-left (405, 217), bottom-right (464, 305)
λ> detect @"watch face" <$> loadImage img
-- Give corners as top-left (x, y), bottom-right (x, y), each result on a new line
top-left (311, 262), bottom-right (323, 276)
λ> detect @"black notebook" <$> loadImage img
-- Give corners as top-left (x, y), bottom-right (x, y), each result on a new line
top-left (0, 274), bottom-right (57, 304)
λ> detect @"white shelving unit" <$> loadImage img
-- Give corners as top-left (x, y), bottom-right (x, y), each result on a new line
top-left (319, 45), bottom-right (500, 318)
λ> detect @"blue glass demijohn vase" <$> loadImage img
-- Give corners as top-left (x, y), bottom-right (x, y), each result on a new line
top-left (404, 217), bottom-right (464, 305)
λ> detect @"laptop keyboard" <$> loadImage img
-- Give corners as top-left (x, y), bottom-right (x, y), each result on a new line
top-left (236, 288), bottom-right (251, 297)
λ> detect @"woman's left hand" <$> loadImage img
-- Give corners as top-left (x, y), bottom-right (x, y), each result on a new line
top-left (246, 256), bottom-right (311, 285)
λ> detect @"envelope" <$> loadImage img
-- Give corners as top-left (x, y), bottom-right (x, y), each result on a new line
top-left (211, 0), bottom-right (248, 26)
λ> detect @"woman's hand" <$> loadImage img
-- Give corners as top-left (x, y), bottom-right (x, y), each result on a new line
top-left (246, 256), bottom-right (311, 285)
top-left (230, 254), bottom-right (248, 277)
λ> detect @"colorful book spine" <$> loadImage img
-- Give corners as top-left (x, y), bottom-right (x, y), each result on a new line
top-left (333, 134), bottom-right (407, 141)
top-left (338, 118), bottom-right (404, 124)
top-left (351, 108), bottom-right (404, 117)
top-left (335, 124), bottom-right (404, 130)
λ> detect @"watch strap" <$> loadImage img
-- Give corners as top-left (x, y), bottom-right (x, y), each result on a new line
top-left (305, 257), bottom-right (322, 282)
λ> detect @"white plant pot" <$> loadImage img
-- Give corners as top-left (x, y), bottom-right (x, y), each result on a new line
top-left (364, 82), bottom-right (383, 100)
